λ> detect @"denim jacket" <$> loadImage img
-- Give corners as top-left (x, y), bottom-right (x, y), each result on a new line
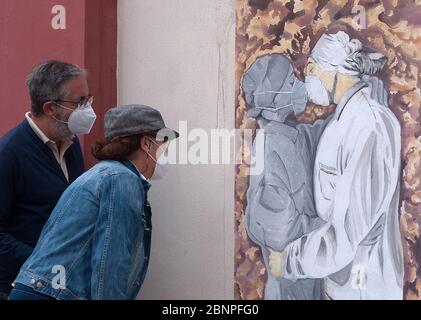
top-left (13, 160), bottom-right (152, 300)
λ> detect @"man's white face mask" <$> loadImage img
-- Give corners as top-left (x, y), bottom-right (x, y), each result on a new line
top-left (305, 64), bottom-right (340, 107)
top-left (54, 96), bottom-right (97, 135)
top-left (305, 75), bottom-right (331, 107)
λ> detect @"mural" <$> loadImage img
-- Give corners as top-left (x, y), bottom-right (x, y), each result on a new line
top-left (235, 0), bottom-right (421, 300)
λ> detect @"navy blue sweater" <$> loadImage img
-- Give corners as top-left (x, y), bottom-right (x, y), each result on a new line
top-left (0, 119), bottom-right (85, 293)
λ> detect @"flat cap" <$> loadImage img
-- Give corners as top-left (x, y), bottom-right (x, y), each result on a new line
top-left (104, 104), bottom-right (179, 140)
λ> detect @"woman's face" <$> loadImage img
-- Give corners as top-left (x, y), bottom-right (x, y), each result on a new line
top-left (148, 138), bottom-right (168, 161)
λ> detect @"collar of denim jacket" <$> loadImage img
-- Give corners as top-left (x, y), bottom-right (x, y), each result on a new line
top-left (122, 159), bottom-right (152, 192)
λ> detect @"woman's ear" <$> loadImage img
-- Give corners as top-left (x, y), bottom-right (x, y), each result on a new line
top-left (140, 135), bottom-right (151, 153)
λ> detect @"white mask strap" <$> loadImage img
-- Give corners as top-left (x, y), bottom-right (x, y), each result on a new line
top-left (252, 90), bottom-right (293, 96)
top-left (255, 103), bottom-right (293, 111)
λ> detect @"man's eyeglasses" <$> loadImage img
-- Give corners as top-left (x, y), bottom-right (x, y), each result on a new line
top-left (54, 95), bottom-right (94, 109)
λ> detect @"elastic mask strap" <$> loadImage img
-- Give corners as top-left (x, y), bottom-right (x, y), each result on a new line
top-left (255, 104), bottom-right (293, 111)
top-left (252, 91), bottom-right (292, 96)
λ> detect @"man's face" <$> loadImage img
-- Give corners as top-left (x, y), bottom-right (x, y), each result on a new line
top-left (51, 76), bottom-right (90, 140)
top-left (304, 57), bottom-right (336, 106)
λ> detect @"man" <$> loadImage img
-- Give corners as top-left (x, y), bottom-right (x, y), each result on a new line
top-left (268, 31), bottom-right (403, 300)
top-left (243, 54), bottom-right (329, 299)
top-left (10, 105), bottom-right (178, 300)
top-left (0, 60), bottom-right (95, 298)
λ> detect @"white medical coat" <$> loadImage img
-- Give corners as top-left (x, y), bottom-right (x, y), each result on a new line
top-left (282, 82), bottom-right (404, 300)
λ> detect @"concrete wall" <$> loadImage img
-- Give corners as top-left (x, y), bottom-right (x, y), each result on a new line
top-left (117, 0), bottom-right (236, 299)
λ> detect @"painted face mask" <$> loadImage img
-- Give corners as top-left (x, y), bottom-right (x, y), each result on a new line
top-left (252, 77), bottom-right (308, 115)
top-left (291, 77), bottom-right (308, 114)
top-left (54, 102), bottom-right (97, 135)
top-left (147, 138), bottom-right (169, 180)
top-left (305, 75), bottom-right (330, 106)
top-left (305, 72), bottom-right (338, 107)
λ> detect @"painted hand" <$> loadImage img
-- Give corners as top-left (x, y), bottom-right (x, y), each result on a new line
top-left (268, 249), bottom-right (284, 279)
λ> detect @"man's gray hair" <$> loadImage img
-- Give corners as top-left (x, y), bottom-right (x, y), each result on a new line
top-left (27, 60), bottom-right (87, 116)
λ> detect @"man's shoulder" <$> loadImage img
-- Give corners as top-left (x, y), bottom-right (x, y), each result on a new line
top-left (344, 90), bottom-right (399, 132)
top-left (0, 122), bottom-right (26, 156)
top-left (339, 92), bottom-right (379, 127)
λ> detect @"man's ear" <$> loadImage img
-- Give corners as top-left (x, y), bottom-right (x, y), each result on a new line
top-left (42, 101), bottom-right (57, 117)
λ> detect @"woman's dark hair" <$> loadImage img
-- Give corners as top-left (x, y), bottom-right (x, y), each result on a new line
top-left (92, 131), bottom-right (158, 161)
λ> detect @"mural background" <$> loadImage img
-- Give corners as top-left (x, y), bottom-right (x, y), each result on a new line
top-left (234, 0), bottom-right (421, 300)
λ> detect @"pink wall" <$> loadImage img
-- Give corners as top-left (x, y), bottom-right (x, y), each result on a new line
top-left (0, 0), bottom-right (85, 135)
top-left (0, 0), bottom-right (117, 168)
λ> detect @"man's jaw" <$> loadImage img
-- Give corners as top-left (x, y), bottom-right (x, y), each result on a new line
top-left (50, 121), bottom-right (73, 143)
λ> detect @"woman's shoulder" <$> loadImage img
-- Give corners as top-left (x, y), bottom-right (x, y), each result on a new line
top-left (89, 160), bottom-right (136, 176)
top-left (76, 160), bottom-right (142, 191)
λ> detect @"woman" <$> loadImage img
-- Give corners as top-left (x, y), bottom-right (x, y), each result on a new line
top-left (243, 53), bottom-right (328, 300)
top-left (9, 104), bottom-right (179, 300)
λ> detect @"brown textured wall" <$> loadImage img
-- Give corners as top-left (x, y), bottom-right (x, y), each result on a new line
top-left (235, 0), bottom-right (421, 300)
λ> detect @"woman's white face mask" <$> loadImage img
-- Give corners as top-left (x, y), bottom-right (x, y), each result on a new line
top-left (252, 77), bottom-right (308, 115)
top-left (147, 138), bottom-right (169, 180)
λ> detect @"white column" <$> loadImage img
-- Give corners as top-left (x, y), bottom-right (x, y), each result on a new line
top-left (118, 0), bottom-right (236, 299)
